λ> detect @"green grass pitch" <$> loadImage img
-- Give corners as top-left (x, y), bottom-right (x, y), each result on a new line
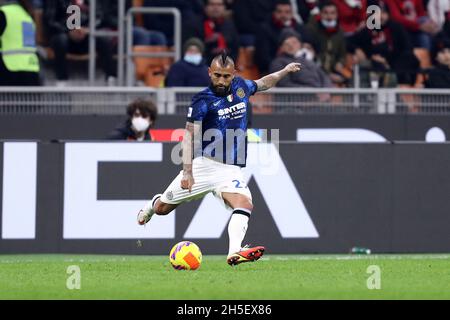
top-left (0, 254), bottom-right (449, 299)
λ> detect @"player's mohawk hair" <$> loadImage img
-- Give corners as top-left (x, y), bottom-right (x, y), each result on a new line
top-left (220, 50), bottom-right (228, 65)
top-left (212, 50), bottom-right (234, 68)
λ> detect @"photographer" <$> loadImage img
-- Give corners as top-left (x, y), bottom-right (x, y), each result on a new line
top-left (108, 99), bottom-right (158, 141)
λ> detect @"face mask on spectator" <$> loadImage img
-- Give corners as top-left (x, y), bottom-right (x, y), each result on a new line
top-left (132, 117), bottom-right (150, 132)
top-left (295, 48), bottom-right (314, 61)
top-left (184, 53), bottom-right (203, 65)
top-left (321, 19), bottom-right (337, 28)
top-left (283, 20), bottom-right (293, 27)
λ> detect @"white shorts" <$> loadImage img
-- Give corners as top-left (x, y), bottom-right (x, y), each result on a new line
top-left (160, 157), bottom-right (252, 208)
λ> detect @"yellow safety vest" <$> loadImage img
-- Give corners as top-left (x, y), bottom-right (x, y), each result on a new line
top-left (0, 3), bottom-right (39, 72)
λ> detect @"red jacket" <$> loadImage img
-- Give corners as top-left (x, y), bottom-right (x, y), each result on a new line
top-left (384, 0), bottom-right (427, 32)
top-left (332, 0), bottom-right (367, 34)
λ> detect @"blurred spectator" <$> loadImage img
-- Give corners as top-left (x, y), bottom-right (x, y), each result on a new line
top-left (383, 0), bottom-right (439, 50)
top-left (144, 0), bottom-right (204, 46)
top-left (434, 10), bottom-right (450, 44)
top-left (427, 0), bottom-right (450, 31)
top-left (292, 0), bottom-right (320, 24)
top-left (232, 0), bottom-right (273, 47)
top-left (255, 0), bottom-right (312, 74)
top-left (165, 37), bottom-right (209, 87)
top-left (44, 0), bottom-right (116, 85)
top-left (269, 29), bottom-right (332, 88)
top-left (306, 1), bottom-right (348, 85)
top-left (183, 0), bottom-right (239, 64)
top-left (101, 0), bottom-right (167, 46)
top-left (349, 1), bottom-right (420, 86)
top-left (332, 0), bottom-right (367, 36)
top-left (109, 99), bottom-right (158, 141)
top-left (425, 39), bottom-right (450, 88)
top-left (0, 0), bottom-right (40, 86)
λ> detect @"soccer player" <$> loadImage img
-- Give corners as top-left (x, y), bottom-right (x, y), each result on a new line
top-left (138, 52), bottom-right (301, 266)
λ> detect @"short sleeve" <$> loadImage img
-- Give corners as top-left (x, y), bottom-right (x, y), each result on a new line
top-left (186, 96), bottom-right (208, 122)
top-left (244, 79), bottom-right (258, 96)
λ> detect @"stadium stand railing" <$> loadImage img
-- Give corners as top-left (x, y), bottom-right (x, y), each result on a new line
top-left (0, 88), bottom-right (449, 115)
top-left (125, 7), bottom-right (181, 87)
top-left (0, 87), bottom-right (160, 115)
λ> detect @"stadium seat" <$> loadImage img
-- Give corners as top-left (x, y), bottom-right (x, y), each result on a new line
top-left (144, 66), bottom-right (165, 87)
top-left (132, 45), bottom-right (172, 87)
top-left (236, 47), bottom-right (260, 80)
top-left (343, 53), bottom-right (356, 77)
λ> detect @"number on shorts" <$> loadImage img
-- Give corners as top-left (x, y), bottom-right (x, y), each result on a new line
top-left (233, 180), bottom-right (244, 188)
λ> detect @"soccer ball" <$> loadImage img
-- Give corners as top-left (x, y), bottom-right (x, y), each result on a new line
top-left (169, 241), bottom-right (202, 270)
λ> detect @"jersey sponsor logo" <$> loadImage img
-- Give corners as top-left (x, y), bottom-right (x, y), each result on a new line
top-left (217, 102), bottom-right (246, 119)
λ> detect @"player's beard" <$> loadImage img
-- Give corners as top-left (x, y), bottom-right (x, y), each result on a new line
top-left (210, 83), bottom-right (231, 97)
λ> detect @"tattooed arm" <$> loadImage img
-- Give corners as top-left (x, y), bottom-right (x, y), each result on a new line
top-left (255, 62), bottom-right (302, 92)
top-left (181, 122), bottom-right (197, 192)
